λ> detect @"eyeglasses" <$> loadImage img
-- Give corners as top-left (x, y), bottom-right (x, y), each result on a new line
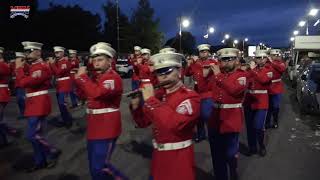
top-left (24, 49), bottom-right (35, 54)
top-left (155, 67), bottom-right (175, 76)
top-left (220, 57), bottom-right (237, 62)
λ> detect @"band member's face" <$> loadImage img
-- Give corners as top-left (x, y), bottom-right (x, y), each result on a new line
top-left (220, 58), bottom-right (238, 72)
top-left (134, 50), bottom-right (141, 56)
top-left (199, 50), bottom-right (209, 59)
top-left (25, 49), bottom-right (41, 62)
top-left (69, 53), bottom-right (77, 58)
top-left (142, 54), bottom-right (150, 60)
top-left (16, 57), bottom-right (25, 62)
top-left (270, 54), bottom-right (280, 60)
top-left (157, 68), bottom-right (180, 89)
top-left (255, 57), bottom-right (267, 67)
top-left (93, 55), bottom-right (112, 71)
top-left (55, 51), bottom-right (64, 59)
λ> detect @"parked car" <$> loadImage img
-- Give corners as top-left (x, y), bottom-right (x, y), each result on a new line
top-left (296, 62), bottom-right (320, 113)
top-left (116, 58), bottom-right (133, 78)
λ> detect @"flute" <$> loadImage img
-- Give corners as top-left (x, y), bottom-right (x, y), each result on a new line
top-left (124, 80), bottom-right (172, 98)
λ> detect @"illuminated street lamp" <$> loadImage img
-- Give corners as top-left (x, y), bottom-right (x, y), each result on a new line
top-left (299, 20), bottom-right (306, 27)
top-left (293, 30), bottom-right (299, 36)
top-left (290, 37), bottom-right (295, 42)
top-left (179, 17), bottom-right (191, 52)
top-left (221, 40), bottom-right (225, 44)
top-left (309, 8), bottom-right (319, 17)
top-left (224, 34), bottom-right (230, 39)
top-left (209, 27), bottom-right (215, 33)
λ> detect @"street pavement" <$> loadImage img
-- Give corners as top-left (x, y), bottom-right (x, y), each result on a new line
top-left (0, 77), bottom-right (320, 180)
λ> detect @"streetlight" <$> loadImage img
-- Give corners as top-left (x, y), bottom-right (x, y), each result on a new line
top-left (293, 30), bottom-right (299, 36)
top-left (182, 19), bottom-right (190, 28)
top-left (209, 27), bottom-right (215, 33)
top-left (309, 8), bottom-right (319, 16)
top-left (221, 40), bottom-right (225, 44)
top-left (299, 20), bottom-right (306, 27)
top-left (225, 34), bottom-right (230, 39)
top-left (290, 37), bottom-right (295, 42)
top-left (179, 17), bottom-right (190, 52)
top-left (233, 39), bottom-right (239, 48)
top-left (242, 38), bottom-right (249, 57)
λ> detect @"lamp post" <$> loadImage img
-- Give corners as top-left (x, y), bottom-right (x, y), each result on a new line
top-left (179, 17), bottom-right (190, 53)
top-left (242, 38), bottom-right (248, 57)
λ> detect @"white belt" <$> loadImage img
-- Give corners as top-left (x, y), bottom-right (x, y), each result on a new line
top-left (12, 77), bottom-right (16, 80)
top-left (272, 79), bottom-right (281, 83)
top-left (0, 84), bottom-right (8, 88)
top-left (152, 139), bottom-right (193, 151)
top-left (86, 108), bottom-right (119, 115)
top-left (140, 79), bottom-right (151, 83)
top-left (26, 90), bottom-right (49, 98)
top-left (249, 90), bottom-right (268, 94)
top-left (56, 77), bottom-right (70, 81)
top-left (70, 72), bottom-right (76, 74)
top-left (214, 103), bottom-right (242, 109)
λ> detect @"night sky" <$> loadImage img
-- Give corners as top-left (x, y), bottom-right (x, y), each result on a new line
top-left (39, 0), bottom-right (320, 47)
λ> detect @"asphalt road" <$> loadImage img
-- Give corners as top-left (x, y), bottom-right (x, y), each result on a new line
top-left (1, 77), bottom-right (320, 180)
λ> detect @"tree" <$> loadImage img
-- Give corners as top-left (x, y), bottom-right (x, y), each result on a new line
top-left (165, 31), bottom-right (196, 54)
top-left (32, 4), bottom-right (102, 51)
top-left (131, 0), bottom-right (163, 53)
top-left (103, 0), bottom-right (133, 54)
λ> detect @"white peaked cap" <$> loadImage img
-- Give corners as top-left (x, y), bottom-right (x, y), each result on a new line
top-left (96, 42), bottom-right (111, 47)
top-left (151, 52), bottom-right (183, 70)
top-left (134, 46), bottom-right (142, 51)
top-left (68, 49), bottom-right (77, 54)
top-left (141, 48), bottom-right (151, 55)
top-left (0, 47), bottom-right (4, 53)
top-left (159, 47), bottom-right (177, 53)
top-left (21, 41), bottom-right (43, 50)
top-left (254, 50), bottom-right (269, 57)
top-left (53, 46), bottom-right (66, 52)
top-left (90, 42), bottom-right (116, 58)
top-left (217, 48), bottom-right (240, 58)
top-left (197, 44), bottom-right (211, 51)
top-left (270, 49), bottom-right (281, 55)
top-left (15, 52), bottom-right (25, 58)
top-left (308, 52), bottom-right (320, 58)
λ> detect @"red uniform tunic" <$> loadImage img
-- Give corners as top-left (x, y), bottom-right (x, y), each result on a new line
top-left (185, 59), bottom-right (218, 98)
top-left (245, 65), bottom-right (273, 109)
top-left (131, 84), bottom-right (200, 180)
top-left (16, 61), bottom-right (52, 117)
top-left (74, 69), bottom-right (123, 140)
top-left (137, 59), bottom-right (158, 86)
top-left (70, 57), bottom-right (80, 84)
top-left (267, 60), bottom-right (286, 94)
top-left (50, 57), bottom-right (72, 93)
top-left (0, 61), bottom-right (11, 102)
top-left (207, 69), bottom-right (248, 133)
top-left (131, 55), bottom-right (141, 81)
top-left (10, 62), bottom-right (29, 88)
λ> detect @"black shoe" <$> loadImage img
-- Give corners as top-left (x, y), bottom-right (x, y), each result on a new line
top-left (272, 123), bottom-right (279, 129)
top-left (17, 116), bottom-right (26, 120)
top-left (25, 163), bottom-right (47, 173)
top-left (265, 124), bottom-right (272, 129)
top-left (51, 149), bottom-right (62, 159)
top-left (65, 122), bottom-right (73, 129)
top-left (259, 147), bottom-right (267, 157)
top-left (9, 129), bottom-right (22, 138)
top-left (247, 149), bottom-right (258, 156)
